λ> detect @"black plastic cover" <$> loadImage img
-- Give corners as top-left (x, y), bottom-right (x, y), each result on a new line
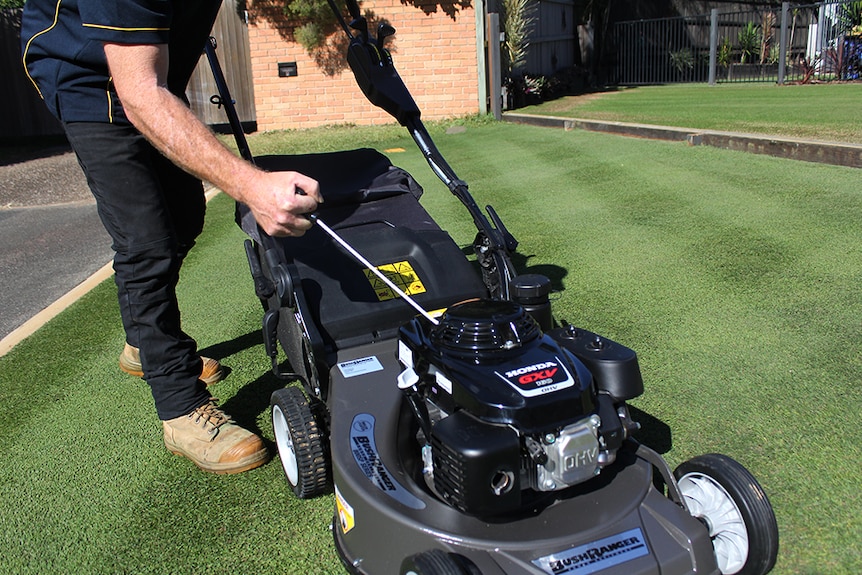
top-left (430, 409), bottom-right (521, 515)
top-left (400, 301), bottom-right (596, 435)
top-left (243, 149), bottom-right (486, 350)
top-left (346, 38), bottom-right (421, 126)
top-left (549, 326), bottom-right (644, 401)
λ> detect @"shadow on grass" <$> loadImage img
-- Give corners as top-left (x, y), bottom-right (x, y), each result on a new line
top-left (629, 406), bottom-right (673, 455)
top-left (222, 372), bottom-right (286, 442)
top-left (198, 330), bottom-right (283, 439)
top-left (514, 85), bottom-right (633, 117)
top-left (199, 330), bottom-right (262, 361)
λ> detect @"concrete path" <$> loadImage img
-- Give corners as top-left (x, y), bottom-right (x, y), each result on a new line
top-left (0, 148), bottom-right (113, 352)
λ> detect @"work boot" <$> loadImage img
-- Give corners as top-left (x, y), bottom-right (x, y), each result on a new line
top-left (119, 343), bottom-right (225, 386)
top-left (163, 399), bottom-right (270, 474)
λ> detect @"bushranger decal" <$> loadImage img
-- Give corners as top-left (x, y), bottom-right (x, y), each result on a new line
top-left (532, 528), bottom-right (649, 575)
top-left (349, 413), bottom-right (425, 510)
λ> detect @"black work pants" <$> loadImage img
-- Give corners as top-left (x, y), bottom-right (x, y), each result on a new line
top-left (64, 122), bottom-right (210, 420)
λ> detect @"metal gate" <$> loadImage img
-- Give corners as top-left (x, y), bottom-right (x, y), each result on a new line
top-left (525, 0), bottom-right (580, 75)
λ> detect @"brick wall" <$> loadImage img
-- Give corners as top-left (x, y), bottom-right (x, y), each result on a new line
top-left (248, 0), bottom-right (479, 130)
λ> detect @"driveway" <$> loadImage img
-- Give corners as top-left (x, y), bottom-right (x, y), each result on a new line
top-left (0, 147), bottom-right (113, 343)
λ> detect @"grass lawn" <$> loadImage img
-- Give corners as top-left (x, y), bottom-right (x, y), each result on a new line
top-left (521, 82), bottom-right (862, 144)
top-left (1, 119), bottom-right (861, 574)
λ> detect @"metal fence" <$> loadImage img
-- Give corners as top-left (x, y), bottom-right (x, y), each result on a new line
top-left (610, 1), bottom-right (862, 85)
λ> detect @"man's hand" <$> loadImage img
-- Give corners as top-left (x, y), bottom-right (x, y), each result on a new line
top-left (103, 42), bottom-right (322, 237)
top-left (245, 170), bottom-right (321, 237)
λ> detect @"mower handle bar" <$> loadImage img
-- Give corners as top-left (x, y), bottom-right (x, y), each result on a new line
top-left (204, 38), bottom-right (254, 164)
top-left (326, 0), bottom-right (518, 298)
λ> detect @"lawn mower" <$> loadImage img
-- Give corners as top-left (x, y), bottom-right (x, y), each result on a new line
top-left (205, 1), bottom-right (779, 572)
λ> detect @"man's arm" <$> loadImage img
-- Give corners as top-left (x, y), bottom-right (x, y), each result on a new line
top-left (103, 42), bottom-right (321, 237)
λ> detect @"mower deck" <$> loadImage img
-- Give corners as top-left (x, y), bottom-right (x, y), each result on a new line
top-left (328, 339), bottom-right (718, 575)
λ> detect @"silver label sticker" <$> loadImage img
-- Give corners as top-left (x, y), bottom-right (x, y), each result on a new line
top-left (338, 356), bottom-right (384, 378)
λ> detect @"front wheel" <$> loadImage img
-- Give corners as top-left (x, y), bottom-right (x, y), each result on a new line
top-left (674, 454), bottom-right (778, 575)
top-left (271, 386), bottom-right (330, 498)
top-left (400, 549), bottom-right (478, 575)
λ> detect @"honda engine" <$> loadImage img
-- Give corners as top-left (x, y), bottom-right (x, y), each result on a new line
top-left (397, 299), bottom-right (643, 516)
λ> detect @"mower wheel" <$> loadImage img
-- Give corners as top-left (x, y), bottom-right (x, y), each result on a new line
top-left (271, 386), bottom-right (330, 498)
top-left (674, 454), bottom-right (778, 575)
top-left (401, 549), bottom-right (478, 575)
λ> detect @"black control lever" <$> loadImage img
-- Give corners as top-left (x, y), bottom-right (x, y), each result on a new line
top-left (349, 15), bottom-right (368, 42)
top-left (377, 22), bottom-right (395, 51)
top-left (486, 205), bottom-right (519, 252)
top-left (344, 0), bottom-right (362, 20)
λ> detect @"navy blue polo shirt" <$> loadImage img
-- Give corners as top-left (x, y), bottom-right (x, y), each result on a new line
top-left (22, 0), bottom-right (221, 124)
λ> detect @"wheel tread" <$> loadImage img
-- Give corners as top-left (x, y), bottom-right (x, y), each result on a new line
top-left (271, 386), bottom-right (330, 498)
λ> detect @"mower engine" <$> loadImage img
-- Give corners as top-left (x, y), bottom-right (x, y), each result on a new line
top-left (397, 299), bottom-right (643, 517)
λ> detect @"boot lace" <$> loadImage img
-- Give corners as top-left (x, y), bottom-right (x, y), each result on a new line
top-left (189, 399), bottom-right (233, 434)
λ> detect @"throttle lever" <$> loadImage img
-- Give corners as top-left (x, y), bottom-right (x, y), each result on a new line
top-left (349, 16), bottom-right (368, 42)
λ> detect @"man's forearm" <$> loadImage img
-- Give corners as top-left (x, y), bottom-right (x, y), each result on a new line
top-left (103, 42), bottom-right (321, 237)
top-left (122, 84), bottom-right (259, 205)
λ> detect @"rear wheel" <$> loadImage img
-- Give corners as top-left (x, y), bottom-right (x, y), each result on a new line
top-left (271, 386), bottom-right (329, 498)
top-left (674, 454), bottom-right (778, 575)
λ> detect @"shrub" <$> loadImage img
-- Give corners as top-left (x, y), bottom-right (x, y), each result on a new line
top-left (737, 21), bottom-right (760, 64)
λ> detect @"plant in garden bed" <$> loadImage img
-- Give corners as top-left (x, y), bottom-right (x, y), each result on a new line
top-left (500, 0), bottom-right (535, 109)
top-left (505, 74), bottom-right (545, 108)
top-left (759, 11), bottom-right (776, 65)
top-left (669, 47), bottom-right (695, 80)
top-left (718, 37), bottom-right (733, 68)
top-left (737, 21), bottom-right (761, 64)
top-left (501, 0), bottom-right (534, 75)
top-left (505, 66), bottom-right (590, 108)
top-left (796, 54), bottom-right (819, 83)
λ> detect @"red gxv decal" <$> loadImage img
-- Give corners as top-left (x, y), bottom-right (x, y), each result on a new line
top-left (519, 368), bottom-right (558, 385)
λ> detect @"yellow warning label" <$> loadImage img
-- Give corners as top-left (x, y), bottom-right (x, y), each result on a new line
top-left (335, 486), bottom-right (355, 534)
top-left (363, 261), bottom-right (426, 302)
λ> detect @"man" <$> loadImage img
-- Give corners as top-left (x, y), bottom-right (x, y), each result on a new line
top-left (21, 0), bottom-right (322, 474)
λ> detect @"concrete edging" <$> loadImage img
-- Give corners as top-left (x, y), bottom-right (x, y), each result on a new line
top-left (503, 113), bottom-right (862, 169)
